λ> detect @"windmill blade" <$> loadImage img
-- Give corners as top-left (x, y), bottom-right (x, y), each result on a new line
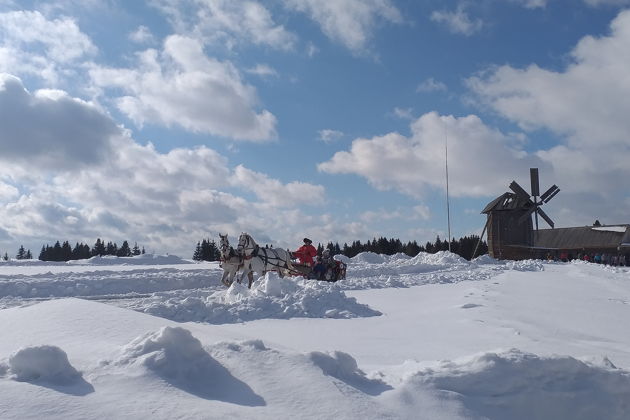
top-left (543, 188), bottom-right (560, 203)
top-left (518, 205), bottom-right (537, 225)
top-left (530, 168), bottom-right (540, 197)
top-left (509, 181), bottom-right (532, 202)
top-left (540, 184), bottom-right (559, 202)
top-left (537, 207), bottom-right (555, 228)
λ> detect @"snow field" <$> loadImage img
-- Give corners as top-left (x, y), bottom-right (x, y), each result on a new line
top-left (1, 251), bottom-right (630, 418)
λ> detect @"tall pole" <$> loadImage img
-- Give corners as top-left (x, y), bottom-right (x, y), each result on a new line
top-left (445, 121), bottom-right (452, 252)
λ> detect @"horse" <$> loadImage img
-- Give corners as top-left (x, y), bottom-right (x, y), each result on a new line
top-left (237, 232), bottom-right (295, 287)
top-left (218, 234), bottom-right (242, 287)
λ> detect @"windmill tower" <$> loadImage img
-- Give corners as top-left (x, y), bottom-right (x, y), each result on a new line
top-left (481, 168), bottom-right (560, 259)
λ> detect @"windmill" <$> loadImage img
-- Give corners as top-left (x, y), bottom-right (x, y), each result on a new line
top-left (509, 168), bottom-right (560, 230)
top-left (475, 168), bottom-right (560, 259)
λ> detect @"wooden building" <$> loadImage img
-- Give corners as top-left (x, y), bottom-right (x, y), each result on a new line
top-left (481, 169), bottom-right (630, 260)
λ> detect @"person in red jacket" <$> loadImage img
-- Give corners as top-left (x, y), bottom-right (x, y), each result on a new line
top-left (294, 238), bottom-right (317, 266)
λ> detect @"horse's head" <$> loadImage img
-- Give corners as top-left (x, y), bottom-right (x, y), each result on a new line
top-left (237, 232), bottom-right (258, 254)
top-left (218, 234), bottom-right (231, 255)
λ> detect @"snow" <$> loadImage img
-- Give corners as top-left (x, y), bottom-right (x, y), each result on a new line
top-left (592, 226), bottom-right (627, 233)
top-left (1, 252), bottom-right (630, 419)
top-left (120, 273), bottom-right (381, 324)
top-left (4, 345), bottom-right (83, 385)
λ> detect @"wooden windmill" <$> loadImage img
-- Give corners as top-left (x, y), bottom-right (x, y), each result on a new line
top-left (477, 168), bottom-right (560, 259)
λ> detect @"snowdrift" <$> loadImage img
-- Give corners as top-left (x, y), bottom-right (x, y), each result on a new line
top-left (0, 254), bottom-right (190, 267)
top-left (388, 349), bottom-right (630, 420)
top-left (126, 272), bottom-right (382, 324)
top-left (106, 326), bottom-right (264, 404)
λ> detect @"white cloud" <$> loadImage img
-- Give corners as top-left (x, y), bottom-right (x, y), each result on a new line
top-left (416, 77), bottom-right (447, 92)
top-left (360, 205), bottom-right (431, 223)
top-left (232, 165), bottom-right (325, 207)
top-left (393, 107), bottom-right (414, 120)
top-left (318, 129), bottom-right (344, 143)
top-left (0, 180), bottom-right (18, 201)
top-left (282, 0), bottom-right (402, 53)
top-left (246, 64), bottom-right (278, 78)
top-left (0, 74), bottom-right (118, 171)
top-left (0, 10), bottom-right (96, 85)
top-left (584, 0), bottom-right (630, 5)
top-left (307, 42), bottom-right (319, 57)
top-left (510, 0), bottom-right (548, 8)
top-left (129, 25), bottom-right (156, 44)
top-left (319, 111), bottom-right (541, 199)
top-left (151, 0), bottom-right (296, 50)
top-left (431, 4), bottom-right (483, 36)
top-left (90, 35), bottom-right (277, 141)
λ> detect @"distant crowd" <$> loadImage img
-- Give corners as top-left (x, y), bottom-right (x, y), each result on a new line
top-left (551, 251), bottom-right (629, 266)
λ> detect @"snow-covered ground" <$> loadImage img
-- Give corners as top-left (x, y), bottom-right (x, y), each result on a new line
top-left (1, 252), bottom-right (629, 419)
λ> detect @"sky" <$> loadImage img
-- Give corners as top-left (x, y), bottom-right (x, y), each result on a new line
top-left (1, 0), bottom-right (630, 258)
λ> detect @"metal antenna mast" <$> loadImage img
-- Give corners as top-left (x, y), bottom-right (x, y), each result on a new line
top-left (445, 120), bottom-right (452, 252)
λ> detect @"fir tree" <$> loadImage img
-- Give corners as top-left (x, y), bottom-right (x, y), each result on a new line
top-left (16, 245), bottom-right (26, 260)
top-left (193, 242), bottom-right (202, 261)
top-left (118, 240), bottom-right (131, 257)
top-left (92, 238), bottom-right (106, 257)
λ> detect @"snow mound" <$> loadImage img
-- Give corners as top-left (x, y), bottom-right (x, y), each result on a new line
top-left (68, 254), bottom-right (190, 266)
top-left (352, 252), bottom-right (390, 264)
top-left (472, 254), bottom-right (500, 265)
top-left (308, 350), bottom-right (392, 396)
top-left (397, 349), bottom-right (630, 420)
top-left (472, 255), bottom-right (545, 271)
top-left (5, 345), bottom-right (82, 385)
top-left (129, 272), bottom-right (382, 324)
top-left (410, 251), bottom-right (469, 266)
top-left (110, 326), bottom-right (264, 404)
top-left (504, 259), bottom-right (545, 271)
top-left (343, 251), bottom-right (472, 282)
top-left (113, 326), bottom-right (217, 379)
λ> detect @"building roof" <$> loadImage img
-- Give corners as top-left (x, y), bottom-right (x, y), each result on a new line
top-left (534, 225), bottom-right (630, 250)
top-left (481, 192), bottom-right (532, 214)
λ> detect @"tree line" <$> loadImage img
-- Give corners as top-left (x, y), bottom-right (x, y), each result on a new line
top-left (319, 235), bottom-right (487, 261)
top-left (191, 235), bottom-right (488, 262)
top-left (37, 239), bottom-right (145, 262)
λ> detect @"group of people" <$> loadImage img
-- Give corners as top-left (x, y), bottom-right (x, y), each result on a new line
top-left (554, 250), bottom-right (629, 266)
top-left (292, 238), bottom-right (345, 281)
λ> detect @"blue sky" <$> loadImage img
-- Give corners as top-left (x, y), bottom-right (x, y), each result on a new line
top-left (1, 0), bottom-right (630, 257)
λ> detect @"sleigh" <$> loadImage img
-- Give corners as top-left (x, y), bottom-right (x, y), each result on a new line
top-left (289, 258), bottom-right (347, 282)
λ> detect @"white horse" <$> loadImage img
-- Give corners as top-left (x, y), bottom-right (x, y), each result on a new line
top-left (218, 234), bottom-right (242, 287)
top-left (237, 233), bottom-right (295, 287)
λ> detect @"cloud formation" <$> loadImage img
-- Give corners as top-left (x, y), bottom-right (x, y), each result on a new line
top-left (90, 35), bottom-right (277, 141)
top-left (318, 129), bottom-right (344, 143)
top-left (318, 111), bottom-right (540, 199)
top-left (0, 74), bottom-right (119, 171)
top-left (0, 77), bottom-right (326, 255)
top-left (416, 78), bottom-right (448, 93)
top-left (0, 10), bottom-right (96, 85)
top-left (282, 0), bottom-right (402, 53)
top-left (151, 0), bottom-right (297, 50)
top-left (431, 4), bottom-right (483, 36)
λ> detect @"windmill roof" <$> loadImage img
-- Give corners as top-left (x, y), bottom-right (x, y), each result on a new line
top-left (481, 192), bottom-right (533, 214)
